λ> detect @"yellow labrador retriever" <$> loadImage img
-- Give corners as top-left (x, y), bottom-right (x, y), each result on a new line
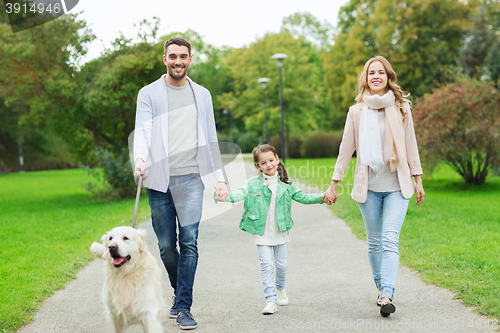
top-left (91, 226), bottom-right (163, 333)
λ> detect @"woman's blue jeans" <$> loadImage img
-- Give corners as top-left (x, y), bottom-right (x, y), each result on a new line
top-left (257, 244), bottom-right (288, 302)
top-left (147, 174), bottom-right (203, 312)
top-left (358, 190), bottom-right (409, 300)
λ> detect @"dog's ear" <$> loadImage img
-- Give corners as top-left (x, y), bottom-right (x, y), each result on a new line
top-left (137, 229), bottom-right (147, 252)
top-left (101, 232), bottom-right (110, 244)
top-left (90, 242), bottom-right (106, 259)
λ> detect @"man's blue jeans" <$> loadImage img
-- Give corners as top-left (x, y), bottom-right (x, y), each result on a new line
top-left (147, 174), bottom-right (203, 312)
top-left (358, 190), bottom-right (409, 301)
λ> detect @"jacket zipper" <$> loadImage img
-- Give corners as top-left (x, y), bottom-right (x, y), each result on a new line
top-left (283, 196), bottom-right (289, 231)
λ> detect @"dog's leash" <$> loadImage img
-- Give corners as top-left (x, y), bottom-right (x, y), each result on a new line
top-left (131, 176), bottom-right (143, 229)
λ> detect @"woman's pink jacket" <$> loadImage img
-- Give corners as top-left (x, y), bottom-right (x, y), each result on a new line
top-left (332, 102), bottom-right (423, 203)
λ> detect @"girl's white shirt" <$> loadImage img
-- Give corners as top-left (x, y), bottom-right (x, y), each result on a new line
top-left (253, 172), bottom-right (290, 246)
top-left (367, 111), bottom-right (401, 192)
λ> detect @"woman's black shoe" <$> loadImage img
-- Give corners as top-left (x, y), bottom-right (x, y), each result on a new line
top-left (380, 302), bottom-right (396, 317)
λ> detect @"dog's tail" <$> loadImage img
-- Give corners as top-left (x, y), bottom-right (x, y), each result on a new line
top-left (90, 242), bottom-right (106, 259)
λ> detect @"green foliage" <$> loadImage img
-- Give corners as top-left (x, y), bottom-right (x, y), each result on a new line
top-left (0, 169), bottom-right (150, 332)
top-left (270, 134), bottom-right (303, 159)
top-left (72, 19), bottom-right (164, 159)
top-left (485, 39), bottom-right (500, 87)
top-left (0, 14), bottom-right (94, 124)
top-left (0, 13), bottom-right (94, 171)
top-left (301, 131), bottom-right (343, 158)
top-left (86, 148), bottom-right (137, 199)
top-left (459, 13), bottom-right (498, 78)
top-left (287, 135), bottom-right (304, 159)
top-left (236, 131), bottom-right (261, 153)
top-left (281, 11), bottom-right (335, 50)
top-left (413, 77), bottom-right (500, 184)
top-left (221, 31), bottom-right (330, 140)
top-left (0, 99), bottom-right (76, 171)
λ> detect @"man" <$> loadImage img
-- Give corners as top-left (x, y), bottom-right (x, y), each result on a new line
top-left (133, 37), bottom-right (228, 330)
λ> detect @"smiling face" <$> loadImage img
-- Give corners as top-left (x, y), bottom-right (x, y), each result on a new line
top-left (256, 151), bottom-right (280, 177)
top-left (163, 44), bottom-right (192, 86)
top-left (367, 61), bottom-right (388, 96)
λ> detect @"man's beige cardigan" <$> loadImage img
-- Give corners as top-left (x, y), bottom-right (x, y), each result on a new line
top-left (332, 102), bottom-right (423, 203)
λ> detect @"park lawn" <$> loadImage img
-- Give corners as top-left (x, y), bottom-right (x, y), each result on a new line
top-left (285, 158), bottom-right (500, 319)
top-left (0, 169), bottom-right (150, 333)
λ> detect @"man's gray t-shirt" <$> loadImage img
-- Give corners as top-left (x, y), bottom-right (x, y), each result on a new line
top-left (166, 82), bottom-right (199, 176)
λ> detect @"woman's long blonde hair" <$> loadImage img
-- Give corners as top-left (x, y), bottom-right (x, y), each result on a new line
top-left (355, 55), bottom-right (411, 120)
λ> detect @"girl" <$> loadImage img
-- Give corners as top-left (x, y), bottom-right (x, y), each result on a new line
top-left (216, 144), bottom-right (326, 314)
top-left (323, 56), bottom-right (425, 317)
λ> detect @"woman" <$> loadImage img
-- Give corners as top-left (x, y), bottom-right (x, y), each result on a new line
top-left (323, 55), bottom-right (425, 317)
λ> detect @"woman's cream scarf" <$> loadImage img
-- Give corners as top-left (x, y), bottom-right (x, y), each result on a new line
top-left (359, 91), bottom-right (405, 173)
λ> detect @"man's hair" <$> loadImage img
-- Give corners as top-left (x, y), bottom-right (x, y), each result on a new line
top-left (164, 37), bottom-right (191, 56)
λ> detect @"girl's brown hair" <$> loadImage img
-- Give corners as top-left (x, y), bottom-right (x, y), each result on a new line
top-left (355, 55), bottom-right (411, 121)
top-left (252, 144), bottom-right (291, 184)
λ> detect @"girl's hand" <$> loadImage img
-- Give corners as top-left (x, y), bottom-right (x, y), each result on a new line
top-left (215, 182), bottom-right (228, 202)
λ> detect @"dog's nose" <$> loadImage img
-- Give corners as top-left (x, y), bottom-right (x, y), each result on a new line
top-left (108, 244), bottom-right (117, 250)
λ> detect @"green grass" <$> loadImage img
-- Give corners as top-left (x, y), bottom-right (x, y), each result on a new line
top-left (0, 169), bottom-right (150, 332)
top-left (285, 158), bottom-right (500, 319)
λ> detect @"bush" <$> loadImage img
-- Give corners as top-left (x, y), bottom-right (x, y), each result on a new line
top-left (270, 135), bottom-right (303, 159)
top-left (83, 147), bottom-right (137, 199)
top-left (236, 131), bottom-right (261, 153)
top-left (301, 131), bottom-right (343, 158)
top-left (216, 132), bottom-right (232, 145)
top-left (413, 77), bottom-right (500, 184)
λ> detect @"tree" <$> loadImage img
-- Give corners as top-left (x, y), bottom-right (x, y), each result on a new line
top-left (413, 77), bottom-right (500, 184)
top-left (222, 31), bottom-right (330, 146)
top-left (0, 13), bottom-right (94, 121)
top-left (485, 39), bottom-right (500, 87)
top-left (324, 0), bottom-right (473, 127)
top-left (458, 0), bottom-right (500, 86)
top-left (459, 14), bottom-right (496, 78)
top-left (281, 12), bottom-right (335, 50)
top-left (0, 12), bottom-right (94, 170)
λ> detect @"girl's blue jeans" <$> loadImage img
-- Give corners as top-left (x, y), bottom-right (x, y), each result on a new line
top-left (358, 190), bottom-right (409, 301)
top-left (257, 244), bottom-right (288, 303)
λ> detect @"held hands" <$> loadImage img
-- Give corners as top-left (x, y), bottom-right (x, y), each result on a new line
top-left (134, 158), bottom-right (147, 180)
top-left (322, 180), bottom-right (339, 205)
top-left (214, 182), bottom-right (228, 202)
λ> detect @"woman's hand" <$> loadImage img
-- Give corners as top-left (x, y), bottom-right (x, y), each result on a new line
top-left (414, 175), bottom-right (425, 205)
top-left (322, 180), bottom-right (339, 205)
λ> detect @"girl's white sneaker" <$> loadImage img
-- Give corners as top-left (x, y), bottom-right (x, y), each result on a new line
top-left (277, 288), bottom-right (289, 306)
top-left (262, 301), bottom-right (278, 314)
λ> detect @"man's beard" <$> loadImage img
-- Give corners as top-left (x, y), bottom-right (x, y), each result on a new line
top-left (168, 66), bottom-right (187, 80)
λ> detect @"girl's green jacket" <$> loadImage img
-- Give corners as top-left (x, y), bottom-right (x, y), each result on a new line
top-left (227, 175), bottom-right (324, 235)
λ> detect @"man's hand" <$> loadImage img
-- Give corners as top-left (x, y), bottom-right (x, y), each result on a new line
top-left (134, 158), bottom-right (147, 180)
top-left (322, 180), bottom-right (339, 205)
top-left (214, 182), bottom-right (228, 202)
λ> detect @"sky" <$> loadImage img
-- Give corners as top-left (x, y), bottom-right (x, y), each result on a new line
top-left (73, 0), bottom-right (348, 63)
